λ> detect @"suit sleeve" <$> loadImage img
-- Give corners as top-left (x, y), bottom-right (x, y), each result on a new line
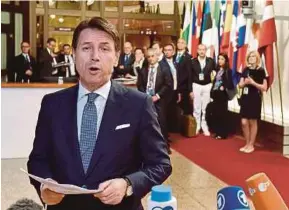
top-left (27, 95), bottom-right (53, 196)
top-left (156, 67), bottom-right (173, 98)
top-left (136, 67), bottom-right (146, 93)
top-left (126, 96), bottom-right (172, 199)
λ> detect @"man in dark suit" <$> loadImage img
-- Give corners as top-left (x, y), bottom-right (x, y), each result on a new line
top-left (7, 41), bottom-right (37, 83)
top-left (38, 38), bottom-right (57, 81)
top-left (137, 48), bottom-right (173, 153)
top-left (113, 41), bottom-right (135, 78)
top-left (27, 17), bottom-right (171, 210)
top-left (190, 44), bottom-right (216, 136)
top-left (175, 38), bottom-right (193, 114)
top-left (56, 44), bottom-right (77, 77)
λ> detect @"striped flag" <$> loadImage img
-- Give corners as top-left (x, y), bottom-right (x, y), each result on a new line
top-left (228, 0), bottom-right (239, 85)
top-left (221, 0), bottom-right (233, 53)
top-left (189, 1), bottom-right (197, 54)
top-left (211, 0), bottom-right (221, 61)
top-left (180, 2), bottom-right (186, 37)
top-left (258, 0), bottom-right (277, 88)
top-left (201, 0), bottom-right (213, 57)
top-left (192, 0), bottom-right (204, 58)
top-left (181, 2), bottom-right (191, 44)
top-left (219, 0), bottom-right (227, 45)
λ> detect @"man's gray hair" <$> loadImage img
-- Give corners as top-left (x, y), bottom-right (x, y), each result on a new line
top-left (147, 48), bottom-right (157, 55)
top-left (7, 198), bottom-right (43, 210)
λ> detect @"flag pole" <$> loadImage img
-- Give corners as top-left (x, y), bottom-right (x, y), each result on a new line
top-left (274, 42), bottom-right (284, 125)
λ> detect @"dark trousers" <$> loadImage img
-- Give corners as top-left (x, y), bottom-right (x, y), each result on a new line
top-left (211, 90), bottom-right (229, 138)
top-left (155, 100), bottom-right (169, 147)
top-left (179, 90), bottom-right (192, 115)
top-left (167, 91), bottom-right (179, 133)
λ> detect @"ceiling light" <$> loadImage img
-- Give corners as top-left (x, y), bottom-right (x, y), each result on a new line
top-left (49, 0), bottom-right (55, 6)
top-left (124, 23), bottom-right (130, 27)
top-left (58, 17), bottom-right (64, 23)
top-left (50, 14), bottom-right (56, 19)
top-left (87, 0), bottom-right (94, 6)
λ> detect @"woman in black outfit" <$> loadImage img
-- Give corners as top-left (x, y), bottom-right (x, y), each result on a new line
top-left (239, 51), bottom-right (267, 153)
top-left (210, 53), bottom-right (234, 139)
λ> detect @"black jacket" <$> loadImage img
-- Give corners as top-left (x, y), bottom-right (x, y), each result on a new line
top-left (114, 53), bottom-right (135, 77)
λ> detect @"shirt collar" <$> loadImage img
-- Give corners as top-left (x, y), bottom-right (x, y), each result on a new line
top-left (149, 62), bottom-right (159, 69)
top-left (198, 56), bottom-right (206, 62)
top-left (166, 58), bottom-right (173, 63)
top-left (22, 53), bottom-right (29, 57)
top-left (158, 54), bottom-right (164, 62)
top-left (78, 80), bottom-right (111, 102)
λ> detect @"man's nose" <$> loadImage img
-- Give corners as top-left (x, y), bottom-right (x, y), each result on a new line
top-left (91, 49), bottom-right (100, 61)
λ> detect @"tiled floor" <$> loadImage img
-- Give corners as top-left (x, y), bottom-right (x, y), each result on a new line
top-left (1, 150), bottom-right (255, 210)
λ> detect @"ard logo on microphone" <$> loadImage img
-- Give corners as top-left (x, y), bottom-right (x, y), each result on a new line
top-left (152, 207), bottom-right (174, 210)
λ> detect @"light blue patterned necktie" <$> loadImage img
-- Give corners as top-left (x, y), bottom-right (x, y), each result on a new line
top-left (79, 93), bottom-right (99, 173)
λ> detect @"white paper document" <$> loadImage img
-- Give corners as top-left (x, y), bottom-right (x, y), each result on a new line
top-left (20, 168), bottom-right (103, 195)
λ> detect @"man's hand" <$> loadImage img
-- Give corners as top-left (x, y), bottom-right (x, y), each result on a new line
top-left (40, 180), bottom-right (65, 205)
top-left (94, 178), bottom-right (127, 205)
top-left (220, 86), bottom-right (224, 91)
top-left (177, 93), bottom-right (182, 103)
top-left (119, 65), bottom-right (124, 70)
top-left (189, 92), bottom-right (194, 99)
top-left (25, 70), bottom-right (33, 76)
top-left (125, 73), bottom-right (133, 78)
top-left (152, 95), bottom-right (159, 102)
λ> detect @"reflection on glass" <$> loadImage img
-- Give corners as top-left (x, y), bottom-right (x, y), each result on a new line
top-left (48, 15), bottom-right (81, 29)
top-left (1, 34), bottom-right (7, 70)
top-left (49, 0), bottom-right (81, 10)
top-left (86, 0), bottom-right (100, 11)
top-left (123, 1), bottom-right (173, 14)
top-left (105, 1), bottom-right (118, 12)
top-left (123, 19), bottom-right (174, 33)
top-left (1, 12), bottom-right (10, 24)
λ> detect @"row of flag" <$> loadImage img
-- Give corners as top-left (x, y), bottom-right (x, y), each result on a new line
top-left (180, 0), bottom-right (277, 88)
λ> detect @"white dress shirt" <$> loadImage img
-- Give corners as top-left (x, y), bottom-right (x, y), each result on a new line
top-left (198, 56), bottom-right (206, 71)
top-left (65, 54), bottom-right (76, 77)
top-left (166, 58), bottom-right (177, 90)
top-left (77, 81), bottom-right (111, 141)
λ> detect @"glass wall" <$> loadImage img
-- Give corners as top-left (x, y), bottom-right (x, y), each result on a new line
top-left (123, 1), bottom-right (174, 15)
top-left (49, 0), bottom-right (81, 10)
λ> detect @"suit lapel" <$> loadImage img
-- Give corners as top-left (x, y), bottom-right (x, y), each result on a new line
top-left (61, 84), bottom-right (86, 178)
top-left (85, 81), bottom-right (127, 176)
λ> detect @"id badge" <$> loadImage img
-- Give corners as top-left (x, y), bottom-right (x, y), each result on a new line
top-left (199, 73), bottom-right (204, 81)
top-left (243, 87), bottom-right (249, 95)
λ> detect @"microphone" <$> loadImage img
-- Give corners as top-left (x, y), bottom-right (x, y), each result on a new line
top-left (246, 172), bottom-right (288, 210)
top-left (217, 186), bottom-right (250, 210)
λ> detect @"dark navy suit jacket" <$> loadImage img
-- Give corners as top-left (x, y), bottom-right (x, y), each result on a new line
top-left (27, 81), bottom-right (172, 210)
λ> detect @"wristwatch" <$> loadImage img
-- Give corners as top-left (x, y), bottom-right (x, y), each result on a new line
top-left (123, 177), bottom-right (133, 197)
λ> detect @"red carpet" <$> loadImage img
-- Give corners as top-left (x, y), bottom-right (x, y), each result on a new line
top-left (170, 133), bottom-right (289, 206)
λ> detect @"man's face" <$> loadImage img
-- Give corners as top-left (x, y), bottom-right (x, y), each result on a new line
top-left (73, 28), bottom-right (119, 90)
top-left (47, 41), bottom-right (56, 52)
top-left (147, 51), bottom-right (158, 66)
top-left (164, 45), bottom-right (174, 59)
top-left (21, 42), bottom-right (30, 54)
top-left (63, 46), bottom-right (71, 55)
top-left (135, 49), bottom-right (144, 61)
top-left (197, 45), bottom-right (207, 57)
top-left (177, 39), bottom-right (186, 51)
top-left (152, 44), bottom-right (162, 57)
top-left (123, 42), bottom-right (132, 55)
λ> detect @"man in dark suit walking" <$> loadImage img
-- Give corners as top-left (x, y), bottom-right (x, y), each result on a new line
top-left (7, 41), bottom-right (37, 83)
top-left (27, 17), bottom-right (171, 210)
top-left (38, 38), bottom-right (57, 80)
top-left (137, 48), bottom-right (173, 153)
top-left (56, 44), bottom-right (76, 77)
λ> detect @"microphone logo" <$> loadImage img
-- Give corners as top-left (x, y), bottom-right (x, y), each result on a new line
top-left (237, 190), bottom-right (249, 207)
top-left (217, 193), bottom-right (225, 210)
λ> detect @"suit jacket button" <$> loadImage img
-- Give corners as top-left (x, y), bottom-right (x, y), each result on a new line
top-left (82, 185), bottom-right (87, 189)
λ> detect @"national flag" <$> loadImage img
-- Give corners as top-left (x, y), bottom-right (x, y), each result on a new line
top-left (189, 1), bottom-right (197, 54)
top-left (221, 0), bottom-right (233, 52)
top-left (180, 2), bottom-right (186, 37)
top-left (201, 0), bottom-right (213, 57)
top-left (192, 0), bottom-right (204, 58)
top-left (219, 0), bottom-right (227, 45)
top-left (211, 0), bottom-right (221, 61)
top-left (181, 2), bottom-right (191, 44)
top-left (258, 0), bottom-right (277, 88)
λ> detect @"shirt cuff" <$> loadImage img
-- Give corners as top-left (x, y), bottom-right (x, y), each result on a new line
top-left (156, 94), bottom-right (160, 99)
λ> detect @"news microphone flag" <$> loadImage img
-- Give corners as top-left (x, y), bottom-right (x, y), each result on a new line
top-left (217, 186), bottom-right (250, 210)
top-left (246, 172), bottom-right (288, 210)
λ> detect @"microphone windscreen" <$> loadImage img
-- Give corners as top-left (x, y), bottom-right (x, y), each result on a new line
top-left (217, 186), bottom-right (250, 210)
top-left (246, 172), bottom-right (288, 210)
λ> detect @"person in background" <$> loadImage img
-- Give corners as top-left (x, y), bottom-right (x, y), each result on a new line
top-left (28, 17), bottom-right (171, 210)
top-left (7, 41), bottom-right (37, 83)
top-left (190, 44), bottom-right (216, 136)
top-left (38, 37), bottom-right (58, 80)
top-left (175, 38), bottom-right (193, 115)
top-left (132, 48), bottom-right (148, 77)
top-left (7, 198), bottom-right (42, 210)
top-left (152, 41), bottom-right (164, 62)
top-left (238, 51), bottom-right (267, 153)
top-left (142, 45), bottom-right (148, 57)
top-left (210, 53), bottom-right (234, 139)
top-left (137, 48), bottom-right (173, 154)
top-left (114, 41), bottom-right (135, 78)
top-left (56, 44), bottom-right (76, 77)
